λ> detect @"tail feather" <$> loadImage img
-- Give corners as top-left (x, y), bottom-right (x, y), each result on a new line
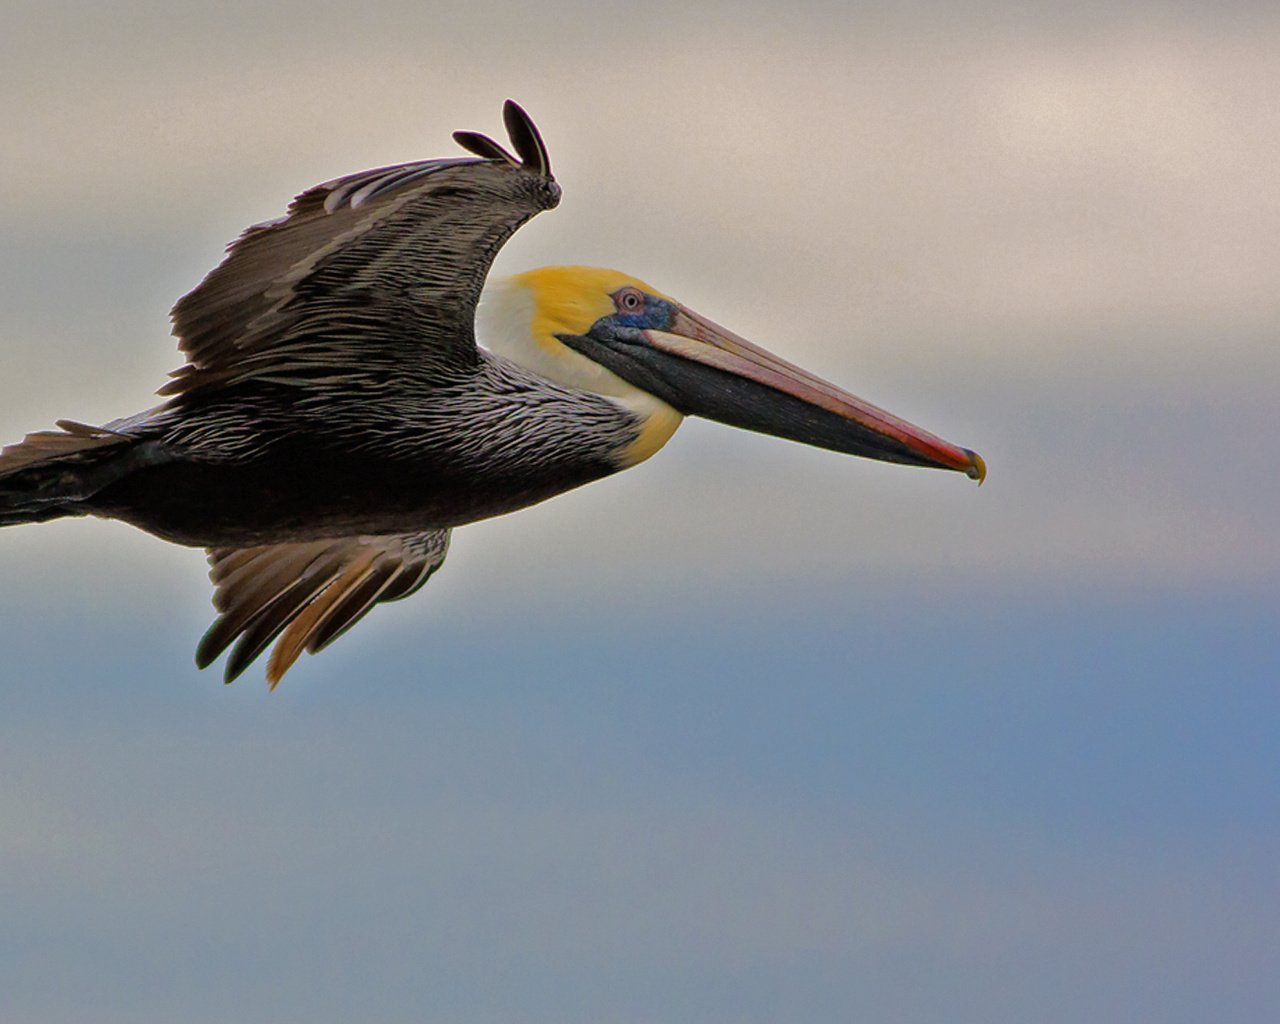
top-left (0, 420), bottom-right (129, 475)
top-left (0, 421), bottom-right (136, 526)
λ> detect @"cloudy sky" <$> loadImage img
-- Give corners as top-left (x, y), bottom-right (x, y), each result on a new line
top-left (1, 3), bottom-right (1277, 1022)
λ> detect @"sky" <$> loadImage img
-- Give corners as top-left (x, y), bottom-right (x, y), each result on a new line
top-left (1, 3), bottom-right (1278, 1023)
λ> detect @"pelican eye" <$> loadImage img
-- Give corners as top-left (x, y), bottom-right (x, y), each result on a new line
top-left (614, 287), bottom-right (645, 314)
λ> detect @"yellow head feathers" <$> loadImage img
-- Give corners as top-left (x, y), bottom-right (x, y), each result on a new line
top-left (511, 266), bottom-right (668, 345)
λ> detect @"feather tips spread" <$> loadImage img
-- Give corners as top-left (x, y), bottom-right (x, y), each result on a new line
top-left (453, 99), bottom-right (553, 177)
top-left (198, 531), bottom-right (451, 687)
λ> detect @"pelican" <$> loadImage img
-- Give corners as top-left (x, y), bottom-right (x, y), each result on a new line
top-left (0, 101), bottom-right (985, 686)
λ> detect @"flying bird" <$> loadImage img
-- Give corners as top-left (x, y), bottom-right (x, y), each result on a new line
top-left (0, 101), bottom-right (985, 686)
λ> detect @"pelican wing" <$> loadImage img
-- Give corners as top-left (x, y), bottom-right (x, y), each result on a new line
top-left (162, 101), bottom-right (559, 397)
top-left (196, 529), bottom-right (451, 686)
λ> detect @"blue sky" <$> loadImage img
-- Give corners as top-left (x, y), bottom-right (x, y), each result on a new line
top-left (2, 580), bottom-right (1276, 1023)
top-left (1, 3), bottom-right (1278, 1022)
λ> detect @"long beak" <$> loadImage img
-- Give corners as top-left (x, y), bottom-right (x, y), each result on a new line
top-left (641, 305), bottom-right (986, 482)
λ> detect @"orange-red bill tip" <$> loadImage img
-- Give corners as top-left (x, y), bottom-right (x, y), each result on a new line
top-left (965, 449), bottom-right (987, 484)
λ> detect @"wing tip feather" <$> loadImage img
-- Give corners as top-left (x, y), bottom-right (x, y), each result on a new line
top-left (452, 130), bottom-right (517, 164)
top-left (502, 99), bottom-right (552, 178)
top-left (453, 101), bottom-right (553, 179)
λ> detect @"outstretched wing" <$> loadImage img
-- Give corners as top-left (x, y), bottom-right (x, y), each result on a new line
top-left (196, 529), bottom-right (451, 686)
top-left (162, 100), bottom-right (559, 397)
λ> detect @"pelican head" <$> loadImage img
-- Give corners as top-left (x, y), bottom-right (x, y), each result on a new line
top-left (478, 266), bottom-right (985, 481)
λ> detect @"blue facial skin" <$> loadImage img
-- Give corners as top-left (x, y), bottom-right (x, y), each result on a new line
top-left (591, 291), bottom-right (677, 340)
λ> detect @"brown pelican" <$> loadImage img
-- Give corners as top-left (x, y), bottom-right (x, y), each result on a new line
top-left (0, 101), bottom-right (985, 686)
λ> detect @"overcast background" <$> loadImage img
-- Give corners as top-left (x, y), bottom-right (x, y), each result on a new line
top-left (1, 3), bottom-right (1277, 1022)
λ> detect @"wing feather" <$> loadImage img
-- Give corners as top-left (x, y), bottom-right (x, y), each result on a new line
top-left (502, 100), bottom-right (552, 177)
top-left (197, 530), bottom-right (451, 687)
top-left (162, 102), bottom-right (559, 397)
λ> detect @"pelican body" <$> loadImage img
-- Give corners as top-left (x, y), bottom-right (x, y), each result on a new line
top-left (0, 102), bottom-right (984, 685)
